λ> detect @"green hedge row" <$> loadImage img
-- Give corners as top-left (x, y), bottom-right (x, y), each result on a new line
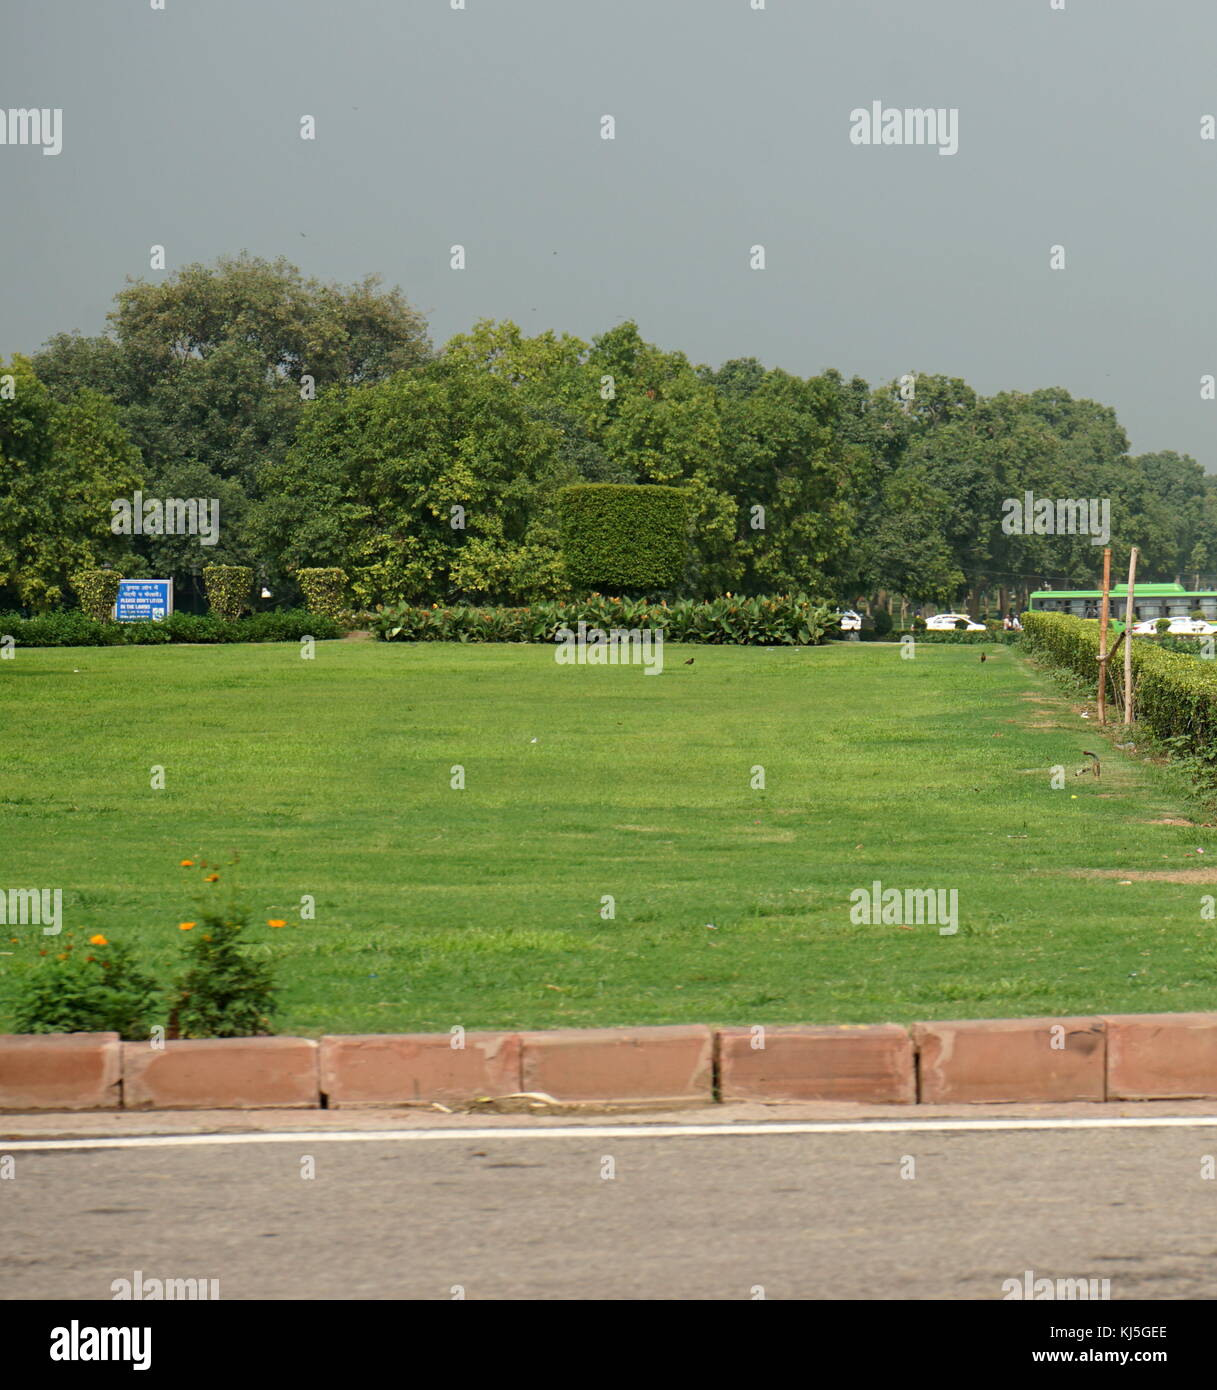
top-left (1021, 610), bottom-right (1217, 754)
top-left (891, 629), bottom-right (1021, 645)
top-left (557, 484), bottom-right (689, 591)
top-left (374, 593), bottom-right (837, 645)
top-left (0, 609), bottom-right (342, 647)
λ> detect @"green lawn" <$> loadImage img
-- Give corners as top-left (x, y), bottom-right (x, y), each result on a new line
top-left (2, 638), bottom-right (1216, 1035)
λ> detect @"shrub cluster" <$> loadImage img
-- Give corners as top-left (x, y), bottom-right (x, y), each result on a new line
top-left (0, 609), bottom-right (341, 648)
top-left (168, 905), bottom-right (275, 1040)
top-left (296, 567), bottom-right (348, 621)
top-left (11, 860), bottom-right (279, 1040)
top-left (1022, 610), bottom-right (1217, 755)
top-left (1157, 634), bottom-right (1213, 656)
top-left (203, 564), bottom-right (253, 620)
top-left (557, 484), bottom-right (690, 592)
top-left (13, 935), bottom-right (159, 1040)
top-left (70, 570), bottom-right (122, 622)
top-left (891, 628), bottom-right (1020, 645)
top-left (373, 593), bottom-right (837, 646)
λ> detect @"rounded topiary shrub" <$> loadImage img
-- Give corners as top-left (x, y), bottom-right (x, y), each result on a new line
top-left (71, 569), bottom-right (122, 622)
top-left (203, 565), bottom-right (252, 621)
top-left (296, 567), bottom-right (348, 622)
top-left (557, 483), bottom-right (689, 593)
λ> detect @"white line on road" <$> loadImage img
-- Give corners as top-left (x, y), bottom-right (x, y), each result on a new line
top-left (5, 1114), bottom-right (1217, 1152)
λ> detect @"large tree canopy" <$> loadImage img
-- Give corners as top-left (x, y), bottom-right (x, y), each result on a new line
top-left (8, 282), bottom-right (1214, 613)
top-left (0, 356), bottom-right (144, 611)
top-left (252, 359), bottom-right (578, 607)
top-left (30, 255), bottom-right (432, 601)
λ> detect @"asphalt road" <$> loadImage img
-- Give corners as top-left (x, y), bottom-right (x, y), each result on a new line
top-left (3, 1112), bottom-right (1217, 1299)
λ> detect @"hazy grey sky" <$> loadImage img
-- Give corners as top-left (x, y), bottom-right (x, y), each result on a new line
top-left (4, 0), bottom-right (1215, 466)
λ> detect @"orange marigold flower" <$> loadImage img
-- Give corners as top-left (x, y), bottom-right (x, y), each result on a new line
top-left (203, 873), bottom-right (219, 882)
top-left (57, 952), bottom-right (68, 961)
top-left (180, 859), bottom-right (195, 867)
top-left (267, 919), bottom-right (287, 928)
top-left (88, 934), bottom-right (108, 946)
top-left (178, 922), bottom-right (196, 931)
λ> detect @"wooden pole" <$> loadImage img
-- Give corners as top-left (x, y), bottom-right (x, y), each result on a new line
top-left (1123, 547), bottom-right (1139, 727)
top-left (1097, 547), bottom-right (1111, 724)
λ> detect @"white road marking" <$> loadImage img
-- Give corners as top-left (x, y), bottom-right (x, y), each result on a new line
top-left (4, 1114), bottom-right (1217, 1151)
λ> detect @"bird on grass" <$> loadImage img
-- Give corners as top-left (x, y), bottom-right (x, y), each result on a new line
top-left (979, 652), bottom-right (987, 663)
top-left (684, 657), bottom-right (694, 665)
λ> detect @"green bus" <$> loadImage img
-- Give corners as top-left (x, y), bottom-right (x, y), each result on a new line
top-left (1027, 582), bottom-right (1217, 624)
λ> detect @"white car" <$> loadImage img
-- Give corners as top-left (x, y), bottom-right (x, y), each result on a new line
top-left (833, 609), bottom-right (863, 632)
top-left (924, 612), bottom-right (986, 632)
top-left (1130, 616), bottom-right (1217, 636)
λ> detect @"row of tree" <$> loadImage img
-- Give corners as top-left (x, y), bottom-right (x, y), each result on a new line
top-left (2, 253), bottom-right (1212, 614)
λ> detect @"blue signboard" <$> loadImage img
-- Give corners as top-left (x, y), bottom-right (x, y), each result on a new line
top-left (114, 579), bottom-right (173, 622)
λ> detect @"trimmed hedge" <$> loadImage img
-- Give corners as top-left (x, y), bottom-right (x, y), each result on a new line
top-left (891, 629), bottom-right (1021, 645)
top-left (297, 567), bottom-right (348, 622)
top-left (374, 594), bottom-right (836, 646)
top-left (0, 609), bottom-right (341, 647)
top-left (1022, 610), bottom-right (1217, 754)
top-left (203, 564), bottom-right (252, 620)
top-left (557, 484), bottom-right (689, 592)
top-left (71, 570), bottom-right (122, 622)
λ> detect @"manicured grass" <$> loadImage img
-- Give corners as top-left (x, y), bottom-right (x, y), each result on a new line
top-left (2, 639), bottom-right (1216, 1035)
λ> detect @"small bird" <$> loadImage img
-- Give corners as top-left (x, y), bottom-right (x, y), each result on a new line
top-left (979, 652), bottom-right (987, 663)
top-left (684, 657), bottom-right (694, 665)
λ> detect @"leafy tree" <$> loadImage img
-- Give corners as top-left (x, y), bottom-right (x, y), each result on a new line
top-left (0, 357), bottom-right (143, 611)
top-left (32, 255), bottom-right (432, 600)
top-left (716, 369), bottom-right (858, 597)
top-left (252, 360), bottom-right (577, 606)
top-left (860, 464), bottom-right (966, 604)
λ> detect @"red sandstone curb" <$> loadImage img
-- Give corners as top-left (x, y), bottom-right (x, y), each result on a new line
top-left (718, 1023), bottom-right (915, 1104)
top-left (2, 1014), bottom-right (1216, 1111)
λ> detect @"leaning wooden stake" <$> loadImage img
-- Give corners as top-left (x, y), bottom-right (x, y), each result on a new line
top-left (1123, 547), bottom-right (1139, 727)
top-left (1097, 547), bottom-right (1111, 724)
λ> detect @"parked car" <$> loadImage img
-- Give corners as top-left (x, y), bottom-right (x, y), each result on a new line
top-left (924, 612), bottom-right (986, 632)
top-left (1130, 616), bottom-right (1217, 636)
